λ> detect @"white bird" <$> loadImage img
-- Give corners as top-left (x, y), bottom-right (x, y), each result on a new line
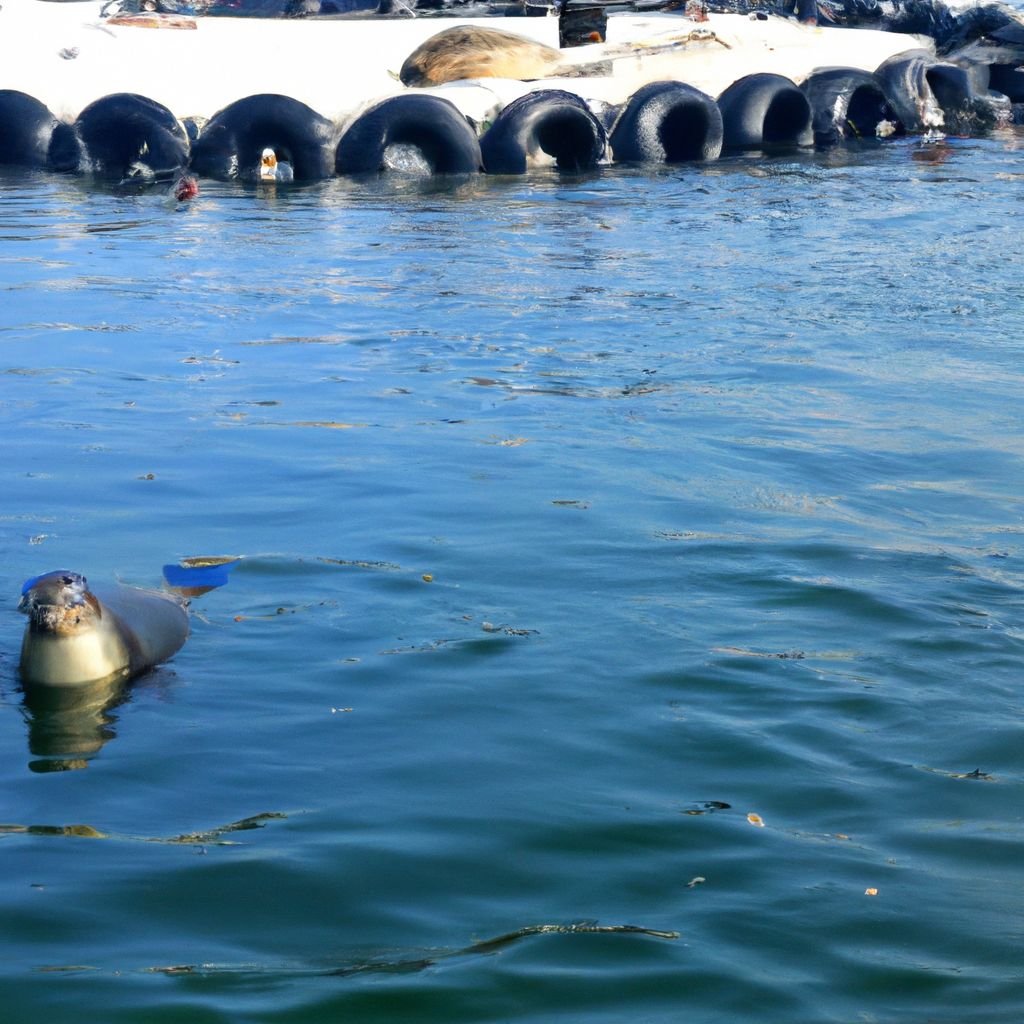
top-left (259, 147), bottom-right (293, 182)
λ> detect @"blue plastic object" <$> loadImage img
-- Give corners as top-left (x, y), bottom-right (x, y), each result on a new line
top-left (162, 561), bottom-right (235, 590)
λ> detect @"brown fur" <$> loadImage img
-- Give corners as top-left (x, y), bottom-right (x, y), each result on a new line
top-left (399, 27), bottom-right (565, 88)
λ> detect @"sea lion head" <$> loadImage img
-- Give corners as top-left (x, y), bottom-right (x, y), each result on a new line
top-left (19, 571), bottom-right (102, 635)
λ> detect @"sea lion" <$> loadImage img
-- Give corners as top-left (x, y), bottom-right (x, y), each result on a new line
top-left (19, 570), bottom-right (189, 687)
top-left (399, 27), bottom-right (565, 88)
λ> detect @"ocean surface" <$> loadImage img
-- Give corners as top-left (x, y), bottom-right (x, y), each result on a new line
top-left (1, 134), bottom-right (1023, 1024)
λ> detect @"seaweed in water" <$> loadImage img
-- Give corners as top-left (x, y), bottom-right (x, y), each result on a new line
top-left (0, 812), bottom-right (286, 845)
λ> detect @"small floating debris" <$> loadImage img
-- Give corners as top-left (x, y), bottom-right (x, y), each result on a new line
top-left (620, 382), bottom-right (666, 396)
top-left (124, 922), bottom-right (680, 979)
top-left (379, 639), bottom-right (452, 655)
top-left (681, 800), bottom-right (731, 816)
top-left (747, 813), bottom-right (766, 828)
top-left (864, 888), bottom-right (879, 897)
top-left (0, 823), bottom-right (107, 839)
top-left (35, 965), bottom-right (99, 974)
top-left (317, 557), bottom-right (402, 572)
top-left (234, 603), bottom-right (321, 621)
top-left (0, 812), bottom-right (284, 846)
top-left (713, 646), bottom-right (806, 660)
top-left (162, 812), bottom-right (287, 846)
top-left (552, 499), bottom-right (590, 510)
top-left (686, 876), bottom-right (706, 888)
top-left (461, 922), bottom-right (679, 955)
top-left (180, 555), bottom-right (240, 569)
top-left (480, 435), bottom-right (530, 446)
top-left (481, 622), bottom-right (537, 636)
top-left (172, 174), bottom-right (199, 202)
top-left (286, 421), bottom-right (369, 430)
top-left (920, 765), bottom-right (996, 782)
top-left (241, 334), bottom-right (357, 348)
top-left (180, 354), bottom-right (239, 366)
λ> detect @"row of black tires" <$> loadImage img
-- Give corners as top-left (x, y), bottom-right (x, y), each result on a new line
top-left (0, 48), bottom-right (1012, 182)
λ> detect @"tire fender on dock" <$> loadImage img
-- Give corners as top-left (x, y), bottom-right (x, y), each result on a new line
top-left (71, 93), bottom-right (190, 179)
top-left (0, 90), bottom-right (76, 170)
top-left (480, 90), bottom-right (607, 174)
top-left (801, 67), bottom-right (899, 145)
top-left (609, 81), bottom-right (723, 164)
top-left (717, 73), bottom-right (813, 149)
top-left (190, 93), bottom-right (335, 181)
top-left (987, 63), bottom-right (1024, 102)
top-left (336, 94), bottom-right (482, 175)
top-left (875, 49), bottom-right (977, 132)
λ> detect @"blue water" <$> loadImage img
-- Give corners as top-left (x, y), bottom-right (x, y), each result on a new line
top-left (1, 135), bottom-right (1023, 1023)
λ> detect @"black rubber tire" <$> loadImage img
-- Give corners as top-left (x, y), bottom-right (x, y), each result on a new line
top-left (874, 49), bottom-right (973, 132)
top-left (801, 67), bottom-right (898, 145)
top-left (180, 115), bottom-right (208, 144)
top-left (190, 93), bottom-right (335, 181)
top-left (73, 92), bottom-right (189, 178)
top-left (480, 90), bottom-right (607, 174)
top-left (609, 81), bottom-right (723, 164)
top-left (336, 94), bottom-right (481, 175)
top-left (988, 63), bottom-right (1024, 103)
top-left (0, 90), bottom-right (66, 168)
top-left (717, 73), bottom-right (813, 149)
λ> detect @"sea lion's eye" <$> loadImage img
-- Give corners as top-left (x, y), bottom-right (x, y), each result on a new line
top-left (61, 576), bottom-right (75, 585)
